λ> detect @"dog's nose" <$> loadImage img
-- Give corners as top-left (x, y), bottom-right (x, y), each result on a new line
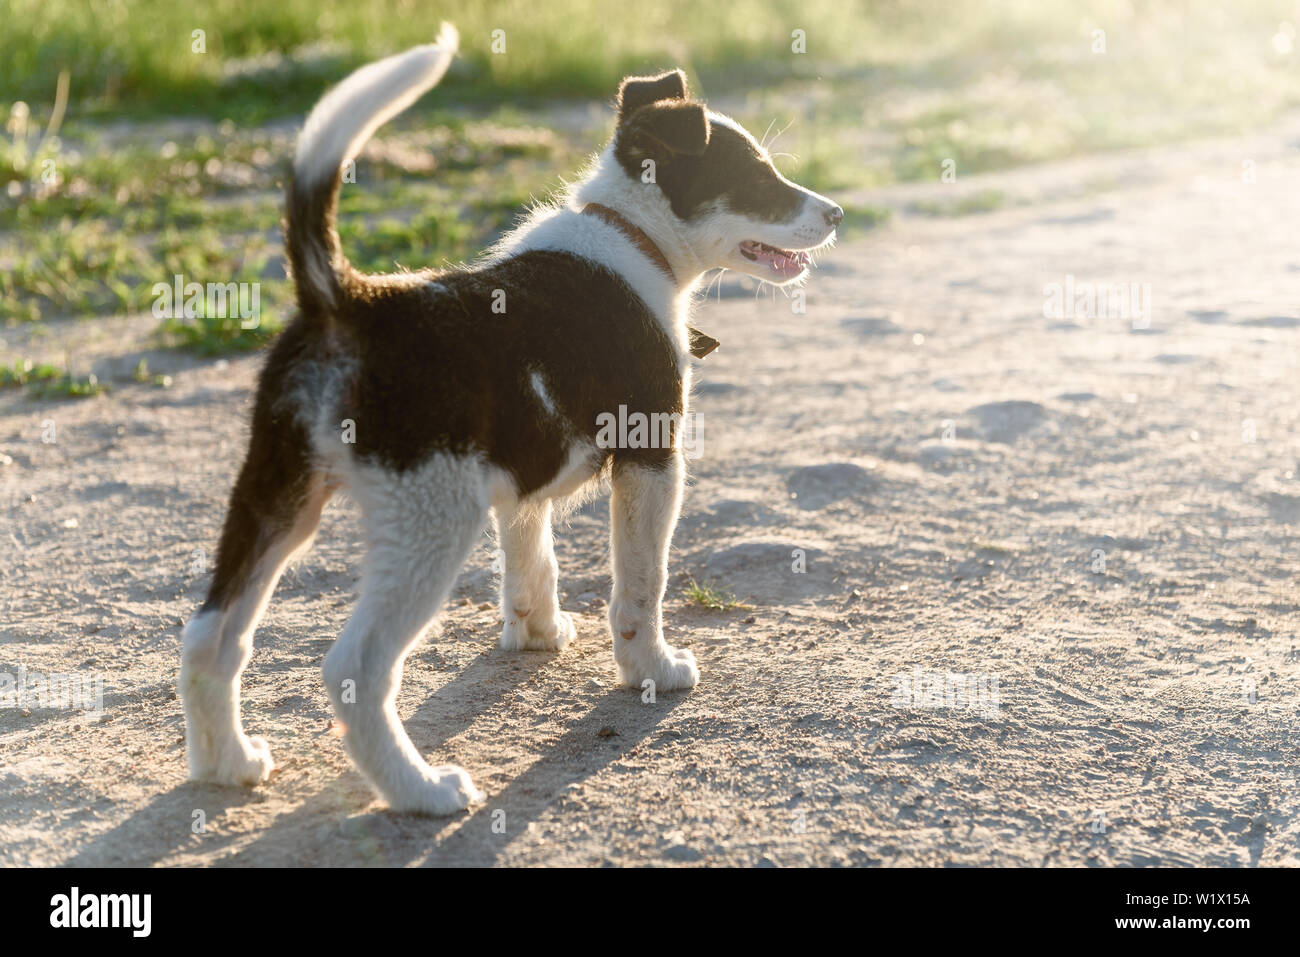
top-left (824, 204), bottom-right (844, 227)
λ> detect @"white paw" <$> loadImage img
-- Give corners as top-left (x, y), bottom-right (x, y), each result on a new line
top-left (618, 644), bottom-right (700, 692)
top-left (384, 764), bottom-right (484, 816)
top-left (499, 609), bottom-right (575, 652)
top-left (188, 733), bottom-right (274, 787)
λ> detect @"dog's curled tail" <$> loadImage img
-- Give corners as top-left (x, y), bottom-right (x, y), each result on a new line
top-left (286, 24), bottom-right (458, 317)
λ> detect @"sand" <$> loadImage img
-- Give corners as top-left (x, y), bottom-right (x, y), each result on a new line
top-left (2, 117), bottom-right (1298, 867)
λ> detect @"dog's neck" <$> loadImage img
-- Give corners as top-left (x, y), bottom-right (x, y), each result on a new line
top-left (572, 149), bottom-right (706, 293)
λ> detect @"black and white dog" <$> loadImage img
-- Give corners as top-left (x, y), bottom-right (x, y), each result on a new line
top-left (180, 24), bottom-right (841, 814)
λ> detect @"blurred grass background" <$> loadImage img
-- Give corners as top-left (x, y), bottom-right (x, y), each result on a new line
top-left (2, 0), bottom-right (1299, 384)
top-left (5, 0), bottom-right (1298, 121)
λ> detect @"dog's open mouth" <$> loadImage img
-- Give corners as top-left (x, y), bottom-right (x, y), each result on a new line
top-left (738, 240), bottom-right (811, 280)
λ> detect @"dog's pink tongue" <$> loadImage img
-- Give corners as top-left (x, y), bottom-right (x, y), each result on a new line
top-left (740, 241), bottom-right (807, 277)
top-left (760, 245), bottom-right (803, 275)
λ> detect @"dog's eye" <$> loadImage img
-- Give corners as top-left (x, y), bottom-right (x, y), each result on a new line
top-left (727, 164), bottom-right (802, 221)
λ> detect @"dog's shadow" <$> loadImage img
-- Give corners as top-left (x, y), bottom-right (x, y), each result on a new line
top-left (214, 645), bottom-right (686, 865)
top-left (417, 685), bottom-right (686, 866)
top-left (62, 783), bottom-right (268, 867)
top-left (73, 643), bottom-right (685, 865)
top-left (62, 646), bottom-right (528, 866)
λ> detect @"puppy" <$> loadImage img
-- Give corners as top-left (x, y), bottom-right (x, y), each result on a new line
top-left (180, 23), bottom-right (841, 814)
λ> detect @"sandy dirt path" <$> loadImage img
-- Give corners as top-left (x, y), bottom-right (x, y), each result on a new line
top-left (2, 120), bottom-right (1298, 867)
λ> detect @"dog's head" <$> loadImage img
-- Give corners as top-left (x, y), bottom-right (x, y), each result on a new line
top-left (612, 70), bottom-right (841, 285)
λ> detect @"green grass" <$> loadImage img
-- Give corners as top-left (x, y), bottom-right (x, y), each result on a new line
top-left (684, 577), bottom-right (753, 612)
top-left (1, 358), bottom-right (106, 399)
top-left (724, 3), bottom-right (1300, 198)
top-left (157, 310), bottom-right (284, 356)
top-left (7, 1), bottom-right (1300, 130)
top-left (4, 0), bottom-right (925, 120)
top-left (27, 373), bottom-right (107, 399)
top-left (0, 355), bottom-right (169, 400)
top-left (0, 107), bottom-right (574, 328)
top-left (131, 358), bottom-right (173, 388)
top-left (3, 0), bottom-right (1300, 383)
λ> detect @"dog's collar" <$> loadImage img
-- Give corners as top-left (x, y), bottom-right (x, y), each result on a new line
top-left (582, 202), bottom-right (676, 282)
top-left (580, 202), bottom-right (719, 360)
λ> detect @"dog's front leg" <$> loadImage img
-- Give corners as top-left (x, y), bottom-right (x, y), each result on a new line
top-left (608, 454), bottom-right (699, 690)
top-left (495, 500), bottom-right (575, 651)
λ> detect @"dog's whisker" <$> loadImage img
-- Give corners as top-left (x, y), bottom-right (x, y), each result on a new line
top-left (763, 117), bottom-right (796, 153)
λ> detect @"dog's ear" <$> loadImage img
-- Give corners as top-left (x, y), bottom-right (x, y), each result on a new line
top-left (619, 100), bottom-right (711, 161)
top-left (617, 70), bottom-right (689, 122)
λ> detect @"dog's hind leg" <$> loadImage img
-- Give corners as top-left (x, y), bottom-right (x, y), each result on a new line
top-left (181, 427), bottom-right (330, 787)
top-left (322, 453), bottom-right (488, 815)
top-left (607, 454), bottom-right (699, 691)
top-left (494, 501), bottom-right (575, 652)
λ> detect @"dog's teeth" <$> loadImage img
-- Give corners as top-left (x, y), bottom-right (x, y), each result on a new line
top-left (742, 241), bottom-right (805, 267)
